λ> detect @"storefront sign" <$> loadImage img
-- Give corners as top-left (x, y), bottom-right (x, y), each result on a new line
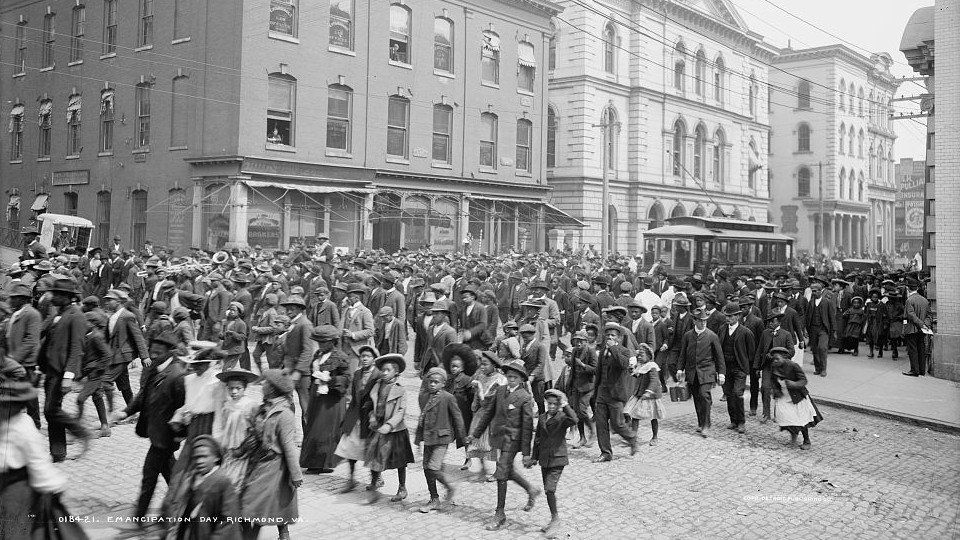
top-left (51, 170), bottom-right (89, 186)
top-left (248, 213), bottom-right (281, 249)
top-left (904, 201), bottom-right (924, 237)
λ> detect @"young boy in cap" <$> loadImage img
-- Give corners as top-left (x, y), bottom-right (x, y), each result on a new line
top-left (527, 388), bottom-right (578, 538)
top-left (415, 366), bottom-right (467, 513)
top-left (467, 359), bottom-right (539, 531)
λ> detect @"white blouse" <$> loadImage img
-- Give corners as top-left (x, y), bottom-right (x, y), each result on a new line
top-left (0, 412), bottom-right (68, 493)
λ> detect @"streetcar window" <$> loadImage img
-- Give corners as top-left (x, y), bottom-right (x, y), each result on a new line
top-left (657, 239), bottom-right (672, 265)
top-left (698, 241), bottom-right (711, 265)
top-left (716, 241), bottom-right (728, 263)
top-left (757, 242), bottom-right (767, 264)
top-left (675, 239), bottom-right (692, 270)
top-left (730, 241), bottom-right (740, 263)
top-left (644, 239), bottom-right (656, 267)
top-left (746, 242), bottom-right (757, 264)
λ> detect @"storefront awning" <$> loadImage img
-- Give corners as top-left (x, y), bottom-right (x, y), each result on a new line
top-left (543, 203), bottom-right (585, 228)
top-left (470, 194), bottom-right (539, 203)
top-left (243, 179), bottom-right (373, 194)
top-left (66, 95), bottom-right (82, 123)
top-left (31, 194), bottom-right (49, 211)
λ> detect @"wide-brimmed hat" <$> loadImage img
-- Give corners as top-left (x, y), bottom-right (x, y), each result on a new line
top-left (104, 289), bottom-right (130, 303)
top-left (442, 343), bottom-right (478, 376)
top-left (375, 353), bottom-right (406, 373)
top-left (281, 295), bottom-right (306, 308)
top-left (529, 279), bottom-right (549, 290)
top-left (6, 283), bottom-right (33, 298)
top-left (430, 299), bottom-right (452, 313)
top-left (460, 284), bottom-right (479, 297)
top-left (672, 294), bottom-right (691, 306)
top-left (346, 283), bottom-right (367, 295)
top-left (500, 359), bottom-right (528, 380)
top-left (764, 311), bottom-right (785, 322)
top-left (478, 350), bottom-right (502, 368)
top-left (419, 291), bottom-right (437, 304)
top-left (216, 367), bottom-right (259, 384)
top-left (310, 324), bottom-right (340, 342)
top-left (47, 277), bottom-right (80, 296)
top-left (602, 305), bottom-right (628, 318)
top-left (519, 323), bottom-right (537, 334)
top-left (0, 380), bottom-right (38, 402)
top-left (691, 308), bottom-right (710, 320)
top-left (32, 260), bottom-right (54, 272)
top-left (231, 273), bottom-right (251, 284)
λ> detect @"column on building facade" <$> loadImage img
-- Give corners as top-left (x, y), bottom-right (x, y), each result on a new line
top-left (852, 217), bottom-right (860, 255)
top-left (460, 198), bottom-right (470, 251)
top-left (229, 182), bottom-right (249, 248)
top-left (282, 200), bottom-right (292, 250)
top-left (191, 183), bottom-right (204, 251)
top-left (834, 214), bottom-right (842, 255)
top-left (361, 193), bottom-right (374, 251)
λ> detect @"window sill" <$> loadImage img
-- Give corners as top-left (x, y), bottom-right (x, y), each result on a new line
top-left (100, 52), bottom-right (117, 60)
top-left (9, 160), bottom-right (23, 164)
top-left (793, 150), bottom-right (814, 156)
top-left (431, 162), bottom-right (452, 169)
top-left (794, 107), bottom-right (812, 112)
top-left (389, 60), bottom-right (413, 70)
top-left (266, 143), bottom-right (296, 153)
top-left (478, 167), bottom-right (498, 174)
top-left (68, 60), bottom-right (83, 67)
top-left (328, 46), bottom-right (355, 56)
top-left (172, 37), bottom-right (191, 45)
top-left (36, 157), bottom-right (51, 162)
top-left (517, 89), bottom-right (535, 97)
top-left (385, 157), bottom-right (410, 165)
top-left (134, 45), bottom-right (153, 52)
top-left (65, 155), bottom-right (80, 160)
top-left (269, 32), bottom-right (299, 44)
top-left (98, 151), bottom-right (114, 157)
top-left (132, 148), bottom-right (150, 154)
top-left (12, 72), bottom-right (25, 78)
top-left (516, 171), bottom-right (533, 178)
top-left (39, 66), bottom-right (55, 72)
top-left (325, 149), bottom-right (352, 158)
top-left (168, 146), bottom-right (188, 151)
top-left (434, 70), bottom-right (455, 79)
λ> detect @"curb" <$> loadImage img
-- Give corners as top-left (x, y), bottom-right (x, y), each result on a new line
top-left (814, 396), bottom-right (960, 435)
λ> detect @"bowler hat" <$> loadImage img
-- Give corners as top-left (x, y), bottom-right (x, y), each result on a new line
top-left (672, 294), bottom-right (691, 307)
top-left (721, 302), bottom-right (742, 316)
top-left (430, 299), bottom-right (452, 313)
top-left (281, 295), bottom-right (306, 308)
top-left (529, 279), bottom-right (548, 290)
top-left (310, 324), bottom-right (340, 342)
top-left (519, 323), bottom-right (537, 334)
top-left (346, 283), bottom-right (367, 295)
top-left (6, 283), bottom-right (33, 298)
top-left (419, 291), bottom-right (437, 304)
top-left (764, 311), bottom-right (785, 322)
top-left (691, 308), bottom-right (710, 320)
top-left (603, 322), bottom-right (624, 335)
top-left (460, 284), bottom-right (479, 296)
top-left (503, 321), bottom-right (519, 330)
top-left (500, 359), bottom-right (528, 380)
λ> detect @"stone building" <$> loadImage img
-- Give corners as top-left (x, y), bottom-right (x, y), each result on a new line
top-left (547, 0), bottom-right (776, 255)
top-left (0, 0), bottom-right (573, 255)
top-left (767, 45), bottom-right (899, 258)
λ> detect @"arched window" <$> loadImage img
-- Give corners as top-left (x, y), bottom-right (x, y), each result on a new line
top-left (518, 41), bottom-right (536, 92)
top-left (858, 130), bottom-right (864, 158)
top-left (713, 55), bottom-right (725, 103)
top-left (671, 204), bottom-right (686, 218)
top-left (695, 49), bottom-right (706, 96)
top-left (858, 173), bottom-right (865, 201)
top-left (672, 120), bottom-right (685, 177)
top-left (849, 171), bottom-right (855, 200)
top-left (647, 202), bottom-right (665, 229)
top-left (887, 150), bottom-right (893, 183)
top-left (848, 127), bottom-right (855, 157)
top-left (546, 106), bottom-right (558, 168)
top-left (479, 112), bottom-right (497, 168)
top-left (693, 205), bottom-right (706, 217)
top-left (732, 207), bottom-right (743, 220)
top-left (693, 124), bottom-right (706, 179)
top-left (839, 122), bottom-right (846, 154)
top-left (603, 23), bottom-right (616, 74)
top-left (38, 99), bottom-right (53, 158)
top-left (858, 87), bottom-right (864, 116)
top-left (674, 41), bottom-right (685, 91)
top-left (797, 122), bottom-right (811, 152)
top-left (389, 4), bottom-right (412, 64)
top-left (798, 166), bottom-right (811, 197)
top-left (839, 167), bottom-right (846, 198)
top-left (326, 84), bottom-right (352, 152)
top-left (877, 143), bottom-right (885, 178)
top-left (602, 106), bottom-right (618, 171)
top-left (713, 128), bottom-right (725, 187)
top-left (869, 144), bottom-right (876, 177)
top-left (433, 17), bottom-right (453, 73)
top-left (712, 207), bottom-right (725, 217)
top-left (839, 78), bottom-right (845, 110)
top-left (798, 80), bottom-right (811, 109)
top-left (849, 83), bottom-right (856, 111)
top-left (481, 31), bottom-right (500, 84)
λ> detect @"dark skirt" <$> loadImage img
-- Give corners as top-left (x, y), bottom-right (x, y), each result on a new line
top-left (173, 412), bottom-right (216, 477)
top-left (300, 392), bottom-right (346, 469)
top-left (0, 468), bottom-right (32, 539)
top-left (242, 454), bottom-right (298, 524)
top-left (364, 429), bottom-right (415, 472)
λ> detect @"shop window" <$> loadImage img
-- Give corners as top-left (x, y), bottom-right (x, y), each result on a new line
top-left (270, 0), bottom-right (297, 38)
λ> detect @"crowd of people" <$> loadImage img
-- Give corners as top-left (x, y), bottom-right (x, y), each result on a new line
top-left (0, 226), bottom-right (935, 538)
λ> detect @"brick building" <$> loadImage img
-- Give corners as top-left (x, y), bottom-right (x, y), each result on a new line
top-left (768, 45), bottom-right (899, 258)
top-left (1, 0), bottom-right (573, 255)
top-left (546, 0), bottom-right (776, 255)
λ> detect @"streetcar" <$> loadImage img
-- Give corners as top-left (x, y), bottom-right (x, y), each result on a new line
top-left (642, 216), bottom-right (793, 275)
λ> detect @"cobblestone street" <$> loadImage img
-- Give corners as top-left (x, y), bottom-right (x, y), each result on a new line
top-left (53, 364), bottom-right (960, 539)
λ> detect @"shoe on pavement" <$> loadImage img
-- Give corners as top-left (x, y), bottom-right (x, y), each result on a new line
top-left (748, 410), bottom-right (757, 417)
top-left (524, 488), bottom-right (541, 511)
top-left (648, 438), bottom-right (658, 446)
top-left (903, 372), bottom-right (920, 377)
top-left (759, 415), bottom-right (770, 424)
top-left (726, 423), bottom-right (738, 430)
top-left (629, 438), bottom-right (641, 456)
top-left (592, 455), bottom-right (612, 463)
top-left (419, 497), bottom-right (441, 513)
top-left (390, 486), bottom-right (407, 502)
top-left (339, 478), bottom-right (357, 494)
top-left (700, 428), bottom-right (709, 439)
top-left (695, 427), bottom-right (703, 433)
top-left (800, 441), bottom-right (811, 450)
top-left (366, 490), bottom-right (381, 505)
top-left (736, 424), bottom-right (746, 434)
top-left (542, 517), bottom-right (562, 536)
top-left (99, 425), bottom-right (111, 438)
top-left (485, 512), bottom-right (507, 531)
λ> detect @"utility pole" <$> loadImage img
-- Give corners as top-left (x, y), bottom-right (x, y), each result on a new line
top-left (818, 161), bottom-right (824, 256)
top-left (593, 112), bottom-right (619, 258)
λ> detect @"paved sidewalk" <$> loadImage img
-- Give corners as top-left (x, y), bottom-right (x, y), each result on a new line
top-left (801, 349), bottom-right (960, 432)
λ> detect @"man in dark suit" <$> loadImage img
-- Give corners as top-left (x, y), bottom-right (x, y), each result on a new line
top-left (666, 295), bottom-right (694, 382)
top-left (280, 295), bottom-right (315, 425)
top-left (651, 305), bottom-right (673, 392)
top-left (805, 280), bottom-right (837, 377)
top-left (199, 273), bottom-right (231, 341)
top-left (677, 308), bottom-right (725, 437)
top-left (374, 306), bottom-right (408, 355)
top-left (315, 233), bottom-right (336, 285)
top-left (562, 330), bottom-right (597, 448)
top-left (903, 278), bottom-right (930, 377)
top-left (460, 284), bottom-right (494, 350)
top-left (627, 301), bottom-right (655, 352)
top-left (718, 303), bottom-right (756, 434)
top-left (38, 277), bottom-right (92, 461)
top-left (831, 278), bottom-right (852, 353)
top-left (592, 323), bottom-right (639, 462)
top-left (413, 292), bottom-right (436, 371)
top-left (5, 283), bottom-right (43, 427)
top-left (753, 312), bottom-right (795, 422)
top-left (422, 301), bottom-right (457, 377)
top-left (467, 360), bottom-right (537, 532)
top-left (103, 288), bottom-right (150, 410)
top-left (111, 331), bottom-right (185, 526)
top-left (519, 324), bottom-right (551, 414)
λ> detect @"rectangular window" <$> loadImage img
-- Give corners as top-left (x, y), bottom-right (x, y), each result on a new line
top-left (135, 85), bottom-right (151, 148)
top-left (329, 0), bottom-right (353, 50)
top-left (96, 191), bottom-right (111, 248)
top-left (103, 0), bottom-right (118, 54)
top-left (267, 76), bottom-right (295, 146)
top-left (67, 95), bottom-right (82, 156)
top-left (479, 114), bottom-right (497, 169)
top-left (326, 86), bottom-right (352, 152)
top-left (139, 0), bottom-right (154, 47)
top-left (657, 239), bottom-right (673, 265)
top-left (481, 33), bottom-right (500, 85)
top-left (64, 192), bottom-right (79, 217)
top-left (434, 18), bottom-right (453, 73)
top-left (10, 108), bottom-right (24, 160)
top-left (270, 0), bottom-right (297, 37)
top-left (386, 97), bottom-right (409, 158)
top-left (171, 78), bottom-right (189, 148)
top-left (432, 105), bottom-right (452, 164)
top-left (43, 15), bottom-right (56, 69)
top-left (99, 90), bottom-right (114, 152)
top-left (389, 6), bottom-right (411, 64)
top-left (516, 120), bottom-right (532, 173)
top-left (38, 102), bottom-right (53, 158)
top-left (15, 23), bottom-right (27, 74)
top-left (675, 239), bottom-right (692, 269)
top-left (546, 112), bottom-right (557, 168)
top-left (518, 42), bottom-right (536, 93)
top-left (70, 7), bottom-right (85, 63)
top-left (174, 0), bottom-right (193, 41)
top-left (131, 191), bottom-right (148, 249)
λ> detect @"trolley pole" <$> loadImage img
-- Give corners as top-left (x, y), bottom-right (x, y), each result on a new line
top-left (594, 116), bottom-right (619, 258)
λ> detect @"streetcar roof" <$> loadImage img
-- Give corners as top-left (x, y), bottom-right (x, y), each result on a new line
top-left (645, 224), bottom-right (793, 242)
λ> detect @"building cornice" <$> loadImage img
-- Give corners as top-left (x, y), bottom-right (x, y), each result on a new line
top-left (495, 0), bottom-right (564, 17)
top-left (773, 46), bottom-right (900, 90)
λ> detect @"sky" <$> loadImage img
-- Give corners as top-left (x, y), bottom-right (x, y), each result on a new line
top-left (731, 0), bottom-right (930, 161)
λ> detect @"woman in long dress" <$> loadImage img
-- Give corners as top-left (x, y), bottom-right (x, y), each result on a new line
top-left (213, 367), bottom-right (260, 491)
top-left (299, 325), bottom-right (352, 473)
top-left (238, 370), bottom-right (302, 540)
top-left (466, 351), bottom-right (505, 482)
top-left (334, 345), bottom-right (381, 492)
top-left (769, 348), bottom-right (823, 450)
